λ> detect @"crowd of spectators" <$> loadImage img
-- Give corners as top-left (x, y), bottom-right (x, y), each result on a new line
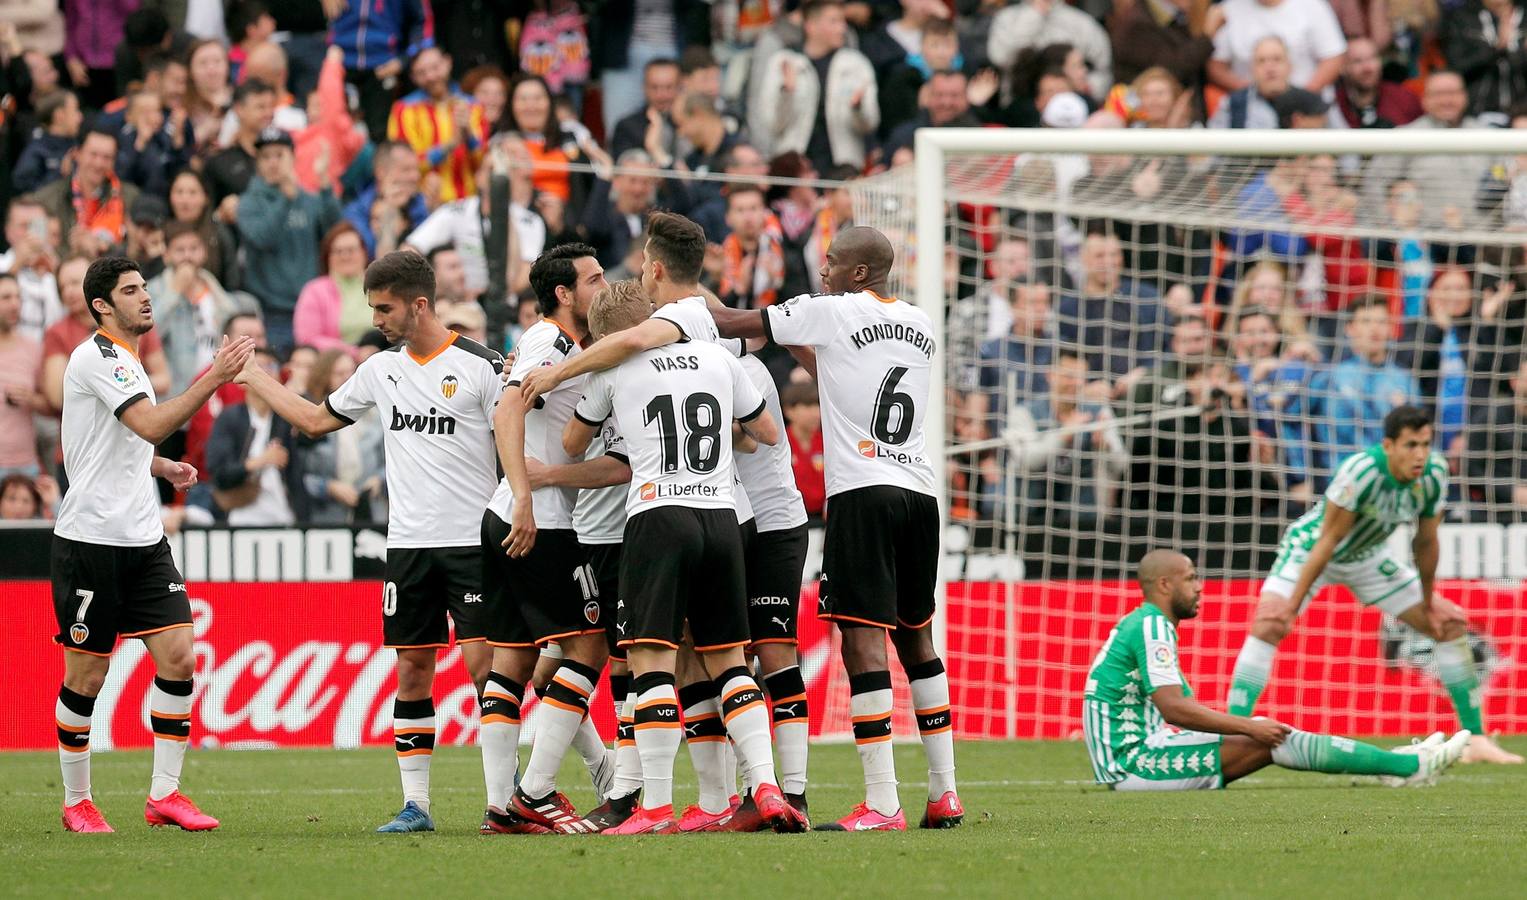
top-left (0, 0), bottom-right (1525, 534)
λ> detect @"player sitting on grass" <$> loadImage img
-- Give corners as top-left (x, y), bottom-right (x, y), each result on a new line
top-left (1225, 405), bottom-right (1522, 764)
top-left (1083, 549), bottom-right (1468, 791)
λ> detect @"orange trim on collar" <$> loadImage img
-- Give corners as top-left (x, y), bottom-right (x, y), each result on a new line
top-left (95, 328), bottom-right (140, 359)
top-left (408, 331), bottom-right (459, 365)
top-left (549, 317), bottom-right (588, 348)
top-left (866, 289), bottom-right (898, 304)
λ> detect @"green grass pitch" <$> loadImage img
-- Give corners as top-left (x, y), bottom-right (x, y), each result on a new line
top-left (3, 739), bottom-right (1524, 897)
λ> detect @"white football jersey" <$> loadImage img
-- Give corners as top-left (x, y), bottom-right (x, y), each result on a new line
top-left (652, 295), bottom-right (719, 343)
top-left (575, 340), bottom-right (764, 518)
top-left (572, 420), bottom-right (629, 545)
top-left (325, 332), bottom-right (502, 548)
top-left (764, 290), bottom-right (936, 498)
top-left (487, 318), bottom-right (586, 529)
top-left (734, 354), bottom-right (807, 532)
top-left (54, 331), bottom-right (163, 546)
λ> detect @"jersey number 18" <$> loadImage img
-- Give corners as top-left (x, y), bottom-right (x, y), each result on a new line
top-left (644, 393), bottom-right (722, 473)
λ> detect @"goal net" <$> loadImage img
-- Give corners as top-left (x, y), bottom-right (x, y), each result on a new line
top-left (823, 128), bottom-right (1527, 741)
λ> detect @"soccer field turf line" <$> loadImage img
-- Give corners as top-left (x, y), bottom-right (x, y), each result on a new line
top-left (4, 740), bottom-right (1524, 898)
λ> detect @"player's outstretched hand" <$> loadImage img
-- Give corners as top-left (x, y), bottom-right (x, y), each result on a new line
top-left (211, 335), bottom-right (257, 384)
top-left (1245, 717), bottom-right (1292, 747)
top-left (153, 458), bottom-right (199, 491)
top-left (519, 363), bottom-right (563, 406)
top-left (504, 500), bottom-right (537, 558)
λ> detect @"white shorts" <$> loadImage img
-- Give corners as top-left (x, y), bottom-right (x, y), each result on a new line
top-left (1262, 544), bottom-right (1422, 617)
top-left (1108, 729), bottom-right (1224, 792)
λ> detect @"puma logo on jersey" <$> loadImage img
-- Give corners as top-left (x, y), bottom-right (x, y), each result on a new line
top-left (771, 617), bottom-right (790, 630)
top-left (386, 374), bottom-right (401, 388)
top-left (396, 735), bottom-right (419, 747)
top-left (648, 355), bottom-right (702, 373)
top-left (389, 407), bottom-right (457, 434)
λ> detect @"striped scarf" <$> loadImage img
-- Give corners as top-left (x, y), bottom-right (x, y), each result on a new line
top-left (720, 229), bottom-right (785, 309)
top-left (71, 173), bottom-right (126, 245)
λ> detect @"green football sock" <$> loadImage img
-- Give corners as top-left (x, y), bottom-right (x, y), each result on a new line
top-left (1271, 730), bottom-right (1418, 778)
top-left (1227, 637), bottom-right (1276, 716)
top-left (1434, 637), bottom-right (1484, 734)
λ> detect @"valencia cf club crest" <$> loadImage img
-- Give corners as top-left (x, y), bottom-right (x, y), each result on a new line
top-left (69, 623), bottom-right (89, 644)
top-left (584, 601), bottom-right (600, 624)
top-left (440, 375), bottom-right (458, 399)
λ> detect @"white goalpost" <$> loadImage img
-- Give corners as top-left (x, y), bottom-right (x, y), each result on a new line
top-left (827, 127), bottom-right (1527, 741)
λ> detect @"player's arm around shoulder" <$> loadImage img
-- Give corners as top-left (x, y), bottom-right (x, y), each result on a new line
top-left (519, 316), bottom-right (682, 406)
top-left (565, 370), bottom-right (614, 458)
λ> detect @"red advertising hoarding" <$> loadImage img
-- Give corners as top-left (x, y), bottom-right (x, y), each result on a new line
top-left (3, 579), bottom-right (1523, 751)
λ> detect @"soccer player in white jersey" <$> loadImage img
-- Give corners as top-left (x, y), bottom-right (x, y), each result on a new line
top-left (237, 251), bottom-right (506, 832)
top-left (720, 346), bottom-right (813, 832)
top-left (1084, 550), bottom-right (1468, 791)
top-left (702, 226), bottom-right (961, 831)
top-left (559, 220), bottom-right (808, 835)
top-left (477, 243), bottom-right (617, 834)
top-left (1227, 405), bottom-right (1522, 764)
top-left (50, 257), bottom-right (255, 834)
top-left (519, 221), bottom-right (817, 828)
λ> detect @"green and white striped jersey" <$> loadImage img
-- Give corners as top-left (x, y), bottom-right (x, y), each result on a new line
top-left (1083, 604), bottom-right (1189, 772)
top-left (1280, 445), bottom-right (1447, 564)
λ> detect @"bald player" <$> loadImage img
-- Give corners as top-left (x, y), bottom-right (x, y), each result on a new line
top-left (1082, 549), bottom-right (1468, 791)
top-left (703, 226), bottom-right (960, 832)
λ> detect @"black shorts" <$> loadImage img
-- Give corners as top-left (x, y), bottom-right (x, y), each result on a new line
top-left (482, 511), bottom-right (601, 647)
top-left (583, 542), bottom-right (625, 661)
top-left (383, 545), bottom-right (487, 648)
top-left (52, 536), bottom-right (191, 656)
top-left (619, 506), bottom-right (748, 651)
top-left (745, 523), bottom-right (810, 645)
top-left (820, 486), bottom-right (939, 630)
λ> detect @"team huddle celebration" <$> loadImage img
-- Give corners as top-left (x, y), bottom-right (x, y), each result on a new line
top-left (47, 201), bottom-right (1520, 840)
top-left (49, 215), bottom-right (964, 835)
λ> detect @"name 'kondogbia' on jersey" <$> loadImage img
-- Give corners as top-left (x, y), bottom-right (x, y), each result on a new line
top-left (761, 290), bottom-right (937, 499)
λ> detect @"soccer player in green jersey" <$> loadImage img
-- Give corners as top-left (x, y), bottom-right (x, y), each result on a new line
top-left (1083, 549), bottom-right (1468, 790)
top-left (1226, 406), bottom-right (1522, 764)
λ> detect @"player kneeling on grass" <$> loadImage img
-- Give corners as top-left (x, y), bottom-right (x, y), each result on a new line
top-left (1226, 405), bottom-right (1521, 765)
top-left (559, 279), bottom-right (807, 835)
top-left (1083, 549), bottom-right (1468, 791)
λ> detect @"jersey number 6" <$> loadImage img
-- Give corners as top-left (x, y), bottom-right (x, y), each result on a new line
top-left (872, 367), bottom-right (914, 445)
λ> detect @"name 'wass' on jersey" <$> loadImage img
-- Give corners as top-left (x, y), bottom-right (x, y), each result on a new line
top-left (575, 340), bottom-right (766, 518)
top-left (762, 290), bottom-right (936, 498)
top-left (324, 332), bottom-right (503, 548)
